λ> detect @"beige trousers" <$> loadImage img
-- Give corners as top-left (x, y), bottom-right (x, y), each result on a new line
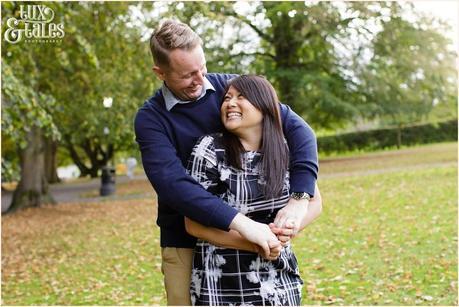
top-left (161, 247), bottom-right (194, 306)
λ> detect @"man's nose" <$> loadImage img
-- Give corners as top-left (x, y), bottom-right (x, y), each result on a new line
top-left (193, 71), bottom-right (204, 84)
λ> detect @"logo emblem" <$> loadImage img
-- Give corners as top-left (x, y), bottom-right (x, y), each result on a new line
top-left (4, 5), bottom-right (65, 44)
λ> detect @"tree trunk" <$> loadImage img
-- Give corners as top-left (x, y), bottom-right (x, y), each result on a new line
top-left (64, 135), bottom-right (114, 178)
top-left (396, 125), bottom-right (402, 149)
top-left (44, 137), bottom-right (60, 183)
top-left (8, 126), bottom-right (55, 213)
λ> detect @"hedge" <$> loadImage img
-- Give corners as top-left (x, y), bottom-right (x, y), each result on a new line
top-left (317, 119), bottom-right (458, 154)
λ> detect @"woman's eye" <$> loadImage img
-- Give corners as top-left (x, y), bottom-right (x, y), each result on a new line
top-left (223, 96), bottom-right (230, 101)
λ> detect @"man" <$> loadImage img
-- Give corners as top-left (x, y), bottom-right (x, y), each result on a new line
top-left (135, 19), bottom-right (321, 305)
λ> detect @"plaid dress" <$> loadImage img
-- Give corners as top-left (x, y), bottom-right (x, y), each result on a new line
top-left (187, 134), bottom-right (303, 306)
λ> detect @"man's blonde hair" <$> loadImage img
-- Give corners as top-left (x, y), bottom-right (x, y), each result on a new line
top-left (150, 19), bottom-right (202, 67)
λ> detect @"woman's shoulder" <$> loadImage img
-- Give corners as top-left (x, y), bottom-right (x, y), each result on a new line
top-left (192, 133), bottom-right (224, 160)
top-left (195, 133), bottom-right (224, 148)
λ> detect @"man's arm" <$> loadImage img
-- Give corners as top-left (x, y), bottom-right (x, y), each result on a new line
top-left (135, 109), bottom-right (237, 230)
top-left (270, 184), bottom-right (323, 244)
top-left (280, 103), bottom-right (318, 196)
top-left (135, 114), bottom-right (279, 256)
top-left (275, 104), bottom-right (319, 231)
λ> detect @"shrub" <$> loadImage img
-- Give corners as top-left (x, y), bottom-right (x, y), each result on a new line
top-left (318, 119), bottom-right (458, 154)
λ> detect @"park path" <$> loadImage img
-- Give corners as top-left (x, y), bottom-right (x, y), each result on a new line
top-left (1, 174), bottom-right (147, 213)
top-left (2, 159), bottom-right (455, 213)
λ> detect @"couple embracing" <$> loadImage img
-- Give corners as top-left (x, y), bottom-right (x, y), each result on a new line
top-left (135, 19), bottom-right (322, 306)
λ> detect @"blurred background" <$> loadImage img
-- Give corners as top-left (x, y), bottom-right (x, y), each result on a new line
top-left (1, 1), bottom-right (457, 305)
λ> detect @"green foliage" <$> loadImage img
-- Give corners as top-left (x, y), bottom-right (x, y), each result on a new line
top-left (194, 1), bottom-right (375, 128)
top-left (2, 1), bottom-right (156, 177)
top-left (1, 133), bottom-right (20, 182)
top-left (139, 1), bottom-right (456, 131)
top-left (1, 50), bottom-right (60, 147)
top-left (38, 2), bottom-right (154, 151)
top-left (356, 5), bottom-right (457, 127)
top-left (318, 119), bottom-right (458, 154)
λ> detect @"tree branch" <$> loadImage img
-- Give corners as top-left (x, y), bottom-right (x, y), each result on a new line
top-left (63, 134), bottom-right (90, 176)
top-left (226, 12), bottom-right (273, 44)
top-left (228, 51), bottom-right (276, 60)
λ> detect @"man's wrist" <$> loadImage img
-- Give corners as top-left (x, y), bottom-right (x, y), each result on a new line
top-left (290, 192), bottom-right (311, 201)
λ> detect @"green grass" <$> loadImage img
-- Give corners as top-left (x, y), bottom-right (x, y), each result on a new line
top-left (2, 142), bottom-right (457, 305)
top-left (295, 165), bottom-right (457, 305)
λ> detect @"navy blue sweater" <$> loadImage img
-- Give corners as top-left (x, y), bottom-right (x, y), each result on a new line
top-left (134, 73), bottom-right (318, 248)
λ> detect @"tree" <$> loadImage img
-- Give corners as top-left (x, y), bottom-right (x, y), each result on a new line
top-left (1, 2), bottom-right (155, 211)
top-left (37, 2), bottom-right (155, 177)
top-left (2, 60), bottom-right (59, 212)
top-left (356, 3), bottom-right (457, 146)
top-left (143, 1), bottom-right (392, 128)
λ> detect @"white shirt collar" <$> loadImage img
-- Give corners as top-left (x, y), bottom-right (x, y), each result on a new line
top-left (162, 76), bottom-right (215, 111)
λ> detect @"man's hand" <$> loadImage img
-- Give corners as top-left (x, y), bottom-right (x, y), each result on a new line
top-left (273, 198), bottom-right (309, 238)
top-left (230, 213), bottom-right (281, 259)
top-left (253, 240), bottom-right (282, 261)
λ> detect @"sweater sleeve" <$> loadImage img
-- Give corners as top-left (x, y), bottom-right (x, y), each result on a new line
top-left (280, 103), bottom-right (318, 197)
top-left (134, 108), bottom-right (238, 230)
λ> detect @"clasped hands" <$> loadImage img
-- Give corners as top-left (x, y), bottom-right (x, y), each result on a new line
top-left (253, 198), bottom-right (309, 261)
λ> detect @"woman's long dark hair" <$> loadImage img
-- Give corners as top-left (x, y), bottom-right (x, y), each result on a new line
top-left (222, 75), bottom-right (289, 199)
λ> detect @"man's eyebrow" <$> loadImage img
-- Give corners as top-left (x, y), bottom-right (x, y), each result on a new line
top-left (179, 59), bottom-right (206, 77)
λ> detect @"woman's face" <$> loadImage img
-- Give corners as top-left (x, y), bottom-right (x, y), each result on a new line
top-left (221, 86), bottom-right (263, 135)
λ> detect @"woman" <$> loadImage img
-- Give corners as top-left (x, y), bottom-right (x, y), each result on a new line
top-left (185, 75), bottom-right (321, 306)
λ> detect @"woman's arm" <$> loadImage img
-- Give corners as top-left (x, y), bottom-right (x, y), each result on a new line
top-left (185, 217), bottom-right (283, 260)
top-left (185, 217), bottom-right (258, 252)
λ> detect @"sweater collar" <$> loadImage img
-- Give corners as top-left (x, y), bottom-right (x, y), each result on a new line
top-left (162, 76), bottom-right (216, 111)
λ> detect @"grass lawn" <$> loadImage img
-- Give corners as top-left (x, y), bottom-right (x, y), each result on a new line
top-left (2, 142), bottom-right (457, 305)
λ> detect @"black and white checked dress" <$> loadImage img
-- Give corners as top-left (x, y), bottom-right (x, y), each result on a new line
top-left (187, 134), bottom-right (303, 306)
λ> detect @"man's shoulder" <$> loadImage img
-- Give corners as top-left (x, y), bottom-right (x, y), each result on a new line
top-left (134, 91), bottom-right (166, 129)
top-left (206, 73), bottom-right (238, 88)
top-left (137, 90), bottom-right (164, 114)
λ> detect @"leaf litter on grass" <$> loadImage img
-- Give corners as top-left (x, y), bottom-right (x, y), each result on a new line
top-left (2, 143), bottom-right (457, 305)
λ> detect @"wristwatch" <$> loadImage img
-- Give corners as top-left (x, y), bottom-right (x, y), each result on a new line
top-left (290, 192), bottom-right (311, 201)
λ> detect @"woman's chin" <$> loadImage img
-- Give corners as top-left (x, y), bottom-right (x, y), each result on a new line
top-left (224, 124), bottom-right (240, 134)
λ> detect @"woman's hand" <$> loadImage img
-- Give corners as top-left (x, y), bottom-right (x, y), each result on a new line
top-left (230, 213), bottom-right (281, 259)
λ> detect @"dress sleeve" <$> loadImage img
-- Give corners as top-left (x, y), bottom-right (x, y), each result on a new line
top-left (186, 135), bottom-right (222, 195)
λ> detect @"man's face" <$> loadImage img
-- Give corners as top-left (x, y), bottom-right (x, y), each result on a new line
top-left (154, 45), bottom-right (207, 101)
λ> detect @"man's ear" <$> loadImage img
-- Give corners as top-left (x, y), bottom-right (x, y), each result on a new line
top-left (152, 65), bottom-right (166, 81)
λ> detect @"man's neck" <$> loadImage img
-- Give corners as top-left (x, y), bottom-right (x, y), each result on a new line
top-left (164, 82), bottom-right (196, 102)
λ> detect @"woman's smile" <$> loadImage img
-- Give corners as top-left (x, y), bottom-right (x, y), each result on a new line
top-left (226, 112), bottom-right (242, 120)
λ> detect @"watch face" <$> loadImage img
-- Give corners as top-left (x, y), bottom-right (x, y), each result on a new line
top-left (291, 192), bottom-right (310, 200)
